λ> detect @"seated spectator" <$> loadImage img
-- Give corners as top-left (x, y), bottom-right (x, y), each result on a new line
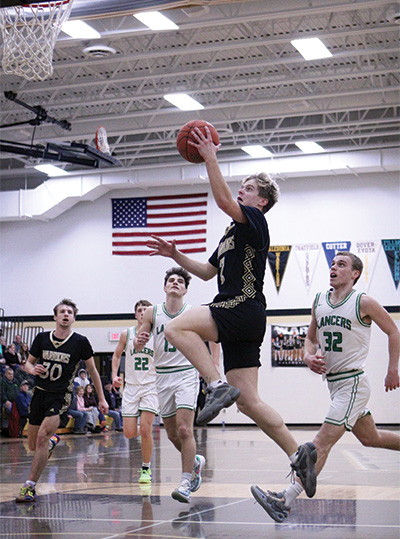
top-left (74, 368), bottom-right (90, 389)
top-left (84, 384), bottom-right (107, 431)
top-left (76, 385), bottom-right (99, 432)
top-left (4, 344), bottom-right (20, 371)
top-left (1, 367), bottom-right (19, 416)
top-left (68, 392), bottom-right (89, 434)
top-left (13, 334), bottom-right (22, 354)
top-left (103, 381), bottom-right (123, 431)
top-left (15, 380), bottom-right (31, 436)
top-left (0, 337), bottom-right (6, 358)
top-left (14, 361), bottom-right (36, 390)
top-left (19, 342), bottom-right (29, 363)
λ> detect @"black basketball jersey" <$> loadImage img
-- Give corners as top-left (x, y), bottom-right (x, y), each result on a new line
top-left (208, 204), bottom-right (270, 306)
top-left (30, 331), bottom-right (94, 393)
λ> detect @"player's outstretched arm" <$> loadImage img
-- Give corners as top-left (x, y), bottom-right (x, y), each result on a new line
top-left (112, 330), bottom-right (127, 389)
top-left (147, 235), bottom-right (217, 281)
top-left (360, 295), bottom-right (400, 392)
top-left (189, 126), bottom-right (246, 223)
top-left (303, 309), bottom-right (327, 375)
top-left (134, 307), bottom-right (153, 351)
top-left (85, 357), bottom-right (109, 414)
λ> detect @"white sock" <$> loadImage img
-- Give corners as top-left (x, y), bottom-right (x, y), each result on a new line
top-left (289, 451), bottom-right (297, 464)
top-left (283, 482), bottom-right (304, 506)
top-left (142, 462), bottom-right (151, 469)
top-left (209, 379), bottom-right (224, 390)
top-left (25, 480), bottom-right (36, 488)
top-left (181, 473), bottom-right (192, 484)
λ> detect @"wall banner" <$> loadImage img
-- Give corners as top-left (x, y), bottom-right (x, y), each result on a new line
top-left (353, 240), bottom-right (380, 290)
top-left (322, 241), bottom-right (351, 268)
top-left (293, 243), bottom-right (320, 291)
top-left (381, 239), bottom-right (400, 289)
top-left (267, 245), bottom-right (291, 293)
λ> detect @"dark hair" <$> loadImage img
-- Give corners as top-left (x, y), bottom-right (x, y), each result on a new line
top-left (335, 251), bottom-right (363, 284)
top-left (53, 298), bottom-right (78, 317)
top-left (134, 299), bottom-right (152, 312)
top-left (164, 267), bottom-right (192, 288)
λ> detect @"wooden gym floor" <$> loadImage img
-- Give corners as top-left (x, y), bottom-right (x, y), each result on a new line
top-left (0, 425), bottom-right (399, 538)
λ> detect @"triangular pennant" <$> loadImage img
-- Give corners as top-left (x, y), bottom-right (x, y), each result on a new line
top-left (381, 239), bottom-right (400, 289)
top-left (322, 241), bottom-right (351, 268)
top-left (267, 245), bottom-right (291, 293)
top-left (293, 243), bottom-right (320, 291)
top-left (353, 241), bottom-right (380, 290)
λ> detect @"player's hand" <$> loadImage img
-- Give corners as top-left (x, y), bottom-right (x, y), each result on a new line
top-left (147, 235), bottom-right (177, 257)
top-left (113, 376), bottom-right (123, 389)
top-left (303, 353), bottom-right (327, 374)
top-left (98, 398), bottom-right (109, 415)
top-left (384, 370), bottom-right (400, 392)
top-left (189, 126), bottom-right (221, 161)
top-left (134, 332), bottom-right (150, 347)
top-left (33, 364), bottom-right (46, 375)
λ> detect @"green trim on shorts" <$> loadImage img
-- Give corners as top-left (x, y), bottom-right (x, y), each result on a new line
top-left (324, 418), bottom-right (353, 432)
top-left (326, 369), bottom-right (364, 382)
top-left (156, 365), bottom-right (195, 374)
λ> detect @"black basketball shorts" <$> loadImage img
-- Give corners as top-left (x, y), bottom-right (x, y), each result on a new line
top-left (209, 298), bottom-right (267, 373)
top-left (29, 387), bottom-right (72, 426)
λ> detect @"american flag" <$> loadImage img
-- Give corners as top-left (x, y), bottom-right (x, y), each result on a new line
top-left (112, 193), bottom-right (208, 255)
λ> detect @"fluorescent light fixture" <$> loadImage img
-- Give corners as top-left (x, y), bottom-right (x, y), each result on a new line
top-left (34, 164), bottom-right (70, 176)
top-left (134, 11), bottom-right (179, 30)
top-left (290, 38), bottom-right (332, 60)
top-left (295, 141), bottom-right (325, 153)
top-left (164, 93), bottom-right (204, 111)
top-left (241, 145), bottom-right (273, 158)
top-left (62, 20), bottom-right (101, 39)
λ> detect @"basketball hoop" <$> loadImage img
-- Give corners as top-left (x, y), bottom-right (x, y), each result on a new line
top-left (0, 0), bottom-right (74, 81)
top-left (95, 126), bottom-right (111, 155)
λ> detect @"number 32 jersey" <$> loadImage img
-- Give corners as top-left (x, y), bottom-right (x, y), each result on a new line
top-left (124, 326), bottom-right (156, 386)
top-left (313, 289), bottom-right (371, 375)
top-left (30, 331), bottom-right (94, 393)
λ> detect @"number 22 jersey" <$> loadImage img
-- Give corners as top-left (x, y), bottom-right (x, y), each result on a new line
top-left (30, 331), bottom-right (94, 393)
top-left (124, 326), bottom-right (156, 386)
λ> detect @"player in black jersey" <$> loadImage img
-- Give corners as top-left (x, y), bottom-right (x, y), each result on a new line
top-left (15, 298), bottom-right (108, 503)
top-left (147, 127), bottom-right (317, 499)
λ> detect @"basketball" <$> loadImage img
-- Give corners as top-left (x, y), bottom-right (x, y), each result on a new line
top-left (176, 120), bottom-right (220, 163)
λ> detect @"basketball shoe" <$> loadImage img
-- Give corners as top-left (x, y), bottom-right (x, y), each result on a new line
top-left (196, 383), bottom-right (240, 425)
top-left (15, 484), bottom-right (36, 503)
top-left (190, 455), bottom-right (205, 492)
top-left (291, 442), bottom-right (317, 498)
top-left (172, 479), bottom-right (191, 503)
top-left (139, 467), bottom-right (152, 484)
top-left (251, 485), bottom-right (290, 523)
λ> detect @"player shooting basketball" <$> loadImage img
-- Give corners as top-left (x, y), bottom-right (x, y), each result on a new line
top-left (146, 126), bottom-right (318, 499)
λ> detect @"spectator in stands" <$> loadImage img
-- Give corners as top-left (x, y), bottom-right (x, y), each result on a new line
top-left (4, 344), bottom-right (21, 371)
top-left (103, 381), bottom-right (123, 431)
top-left (16, 380), bottom-right (32, 436)
top-left (13, 334), bottom-right (22, 354)
top-left (19, 343), bottom-right (30, 363)
top-left (67, 392), bottom-right (89, 434)
top-left (74, 368), bottom-right (90, 389)
top-left (14, 360), bottom-right (36, 390)
top-left (84, 384), bottom-right (107, 431)
top-left (1, 367), bottom-right (19, 416)
top-left (0, 337), bottom-right (6, 357)
top-left (76, 385), bottom-right (99, 432)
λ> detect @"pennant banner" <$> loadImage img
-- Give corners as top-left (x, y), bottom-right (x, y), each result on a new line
top-left (381, 239), bottom-right (400, 289)
top-left (322, 241), bottom-right (351, 268)
top-left (353, 240), bottom-right (380, 290)
top-left (268, 245), bottom-right (291, 293)
top-left (293, 243), bottom-right (320, 291)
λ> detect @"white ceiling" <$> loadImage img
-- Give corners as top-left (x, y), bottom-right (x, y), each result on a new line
top-left (0, 0), bottom-right (399, 191)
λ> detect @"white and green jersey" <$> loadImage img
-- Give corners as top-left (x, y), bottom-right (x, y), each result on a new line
top-left (124, 326), bottom-right (156, 385)
top-left (152, 303), bottom-right (195, 374)
top-left (313, 289), bottom-right (371, 379)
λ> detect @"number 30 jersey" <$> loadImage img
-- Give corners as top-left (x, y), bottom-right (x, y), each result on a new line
top-left (124, 326), bottom-right (156, 386)
top-left (30, 331), bottom-right (94, 393)
top-left (313, 289), bottom-right (371, 375)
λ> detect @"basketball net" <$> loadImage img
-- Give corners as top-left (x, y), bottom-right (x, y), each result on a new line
top-left (95, 126), bottom-right (111, 155)
top-left (0, 0), bottom-right (74, 82)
